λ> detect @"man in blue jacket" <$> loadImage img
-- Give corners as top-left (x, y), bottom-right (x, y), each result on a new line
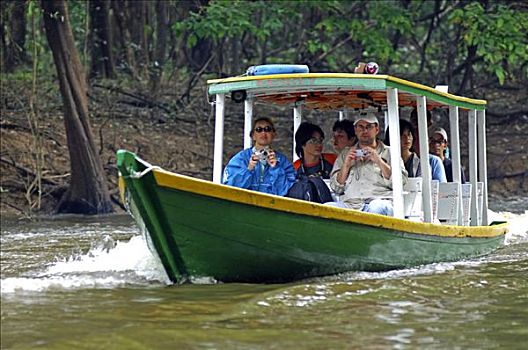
top-left (223, 117), bottom-right (296, 195)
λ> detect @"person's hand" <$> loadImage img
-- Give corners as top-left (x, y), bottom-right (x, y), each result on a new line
top-left (337, 147), bottom-right (360, 185)
top-left (344, 147), bottom-right (361, 168)
top-left (267, 149), bottom-right (277, 167)
top-left (248, 153), bottom-right (259, 170)
top-left (363, 146), bottom-right (391, 178)
top-left (363, 146), bottom-right (381, 164)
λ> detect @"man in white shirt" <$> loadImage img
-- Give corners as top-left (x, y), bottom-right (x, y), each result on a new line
top-left (329, 112), bottom-right (408, 216)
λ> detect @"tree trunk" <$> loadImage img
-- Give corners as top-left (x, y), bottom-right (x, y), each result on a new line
top-left (129, 0), bottom-right (149, 78)
top-left (41, 0), bottom-right (113, 214)
top-left (149, 0), bottom-right (168, 94)
top-left (112, 0), bottom-right (137, 78)
top-left (229, 37), bottom-right (240, 76)
top-left (89, 0), bottom-right (115, 79)
top-left (1, 0), bottom-right (27, 73)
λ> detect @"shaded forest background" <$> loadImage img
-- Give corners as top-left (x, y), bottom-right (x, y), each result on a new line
top-left (1, 0), bottom-right (527, 217)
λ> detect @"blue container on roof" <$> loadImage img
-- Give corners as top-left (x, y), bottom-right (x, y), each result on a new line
top-left (246, 64), bottom-right (309, 76)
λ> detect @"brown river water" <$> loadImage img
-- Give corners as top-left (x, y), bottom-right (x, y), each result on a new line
top-left (1, 198), bottom-right (527, 349)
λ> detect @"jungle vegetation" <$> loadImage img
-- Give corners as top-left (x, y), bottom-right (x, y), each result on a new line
top-left (1, 0), bottom-right (527, 214)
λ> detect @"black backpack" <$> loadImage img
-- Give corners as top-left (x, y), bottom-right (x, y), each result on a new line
top-left (286, 175), bottom-right (333, 203)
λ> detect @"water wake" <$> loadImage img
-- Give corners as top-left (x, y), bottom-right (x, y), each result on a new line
top-left (2, 211), bottom-right (526, 293)
top-left (1, 235), bottom-right (170, 294)
top-left (499, 210), bottom-right (528, 245)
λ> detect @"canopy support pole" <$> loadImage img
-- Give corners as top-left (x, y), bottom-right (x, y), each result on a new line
top-left (477, 110), bottom-right (489, 225)
top-left (293, 104), bottom-right (302, 162)
top-left (387, 87), bottom-right (404, 219)
top-left (213, 94), bottom-right (225, 183)
top-left (468, 109), bottom-right (480, 226)
top-left (244, 98), bottom-right (253, 149)
top-left (449, 106), bottom-right (463, 225)
top-left (417, 96), bottom-right (433, 223)
top-left (449, 106), bottom-right (462, 183)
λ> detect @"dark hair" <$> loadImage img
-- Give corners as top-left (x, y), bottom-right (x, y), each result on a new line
top-left (295, 122), bottom-right (325, 158)
top-left (384, 119), bottom-right (415, 146)
top-left (249, 117), bottom-right (275, 137)
top-left (332, 119), bottom-right (355, 139)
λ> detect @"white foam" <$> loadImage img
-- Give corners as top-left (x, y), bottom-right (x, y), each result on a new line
top-left (48, 235), bottom-right (165, 275)
top-left (1, 275), bottom-right (131, 293)
top-left (498, 210), bottom-right (528, 245)
top-left (1, 235), bottom-right (170, 294)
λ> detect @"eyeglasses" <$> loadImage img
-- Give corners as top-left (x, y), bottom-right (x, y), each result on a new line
top-left (429, 138), bottom-right (446, 145)
top-left (355, 123), bottom-right (376, 132)
top-left (306, 137), bottom-right (324, 145)
top-left (254, 126), bottom-right (274, 133)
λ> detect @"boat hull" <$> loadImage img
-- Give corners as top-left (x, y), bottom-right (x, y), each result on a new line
top-left (117, 150), bottom-right (507, 283)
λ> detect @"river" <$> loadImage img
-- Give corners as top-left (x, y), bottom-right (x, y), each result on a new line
top-left (1, 199), bottom-right (527, 349)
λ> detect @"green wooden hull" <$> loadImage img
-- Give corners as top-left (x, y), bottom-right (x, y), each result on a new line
top-left (117, 150), bottom-right (507, 284)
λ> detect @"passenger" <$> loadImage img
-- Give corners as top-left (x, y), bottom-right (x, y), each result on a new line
top-left (328, 112), bottom-right (408, 216)
top-left (384, 120), bottom-right (447, 182)
top-left (429, 127), bottom-right (466, 183)
top-left (293, 122), bottom-right (336, 179)
top-left (222, 117), bottom-right (296, 195)
top-left (332, 119), bottom-right (356, 154)
top-left (409, 108), bottom-right (433, 156)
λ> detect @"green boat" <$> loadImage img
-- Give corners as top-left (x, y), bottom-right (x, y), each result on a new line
top-left (117, 71), bottom-right (508, 284)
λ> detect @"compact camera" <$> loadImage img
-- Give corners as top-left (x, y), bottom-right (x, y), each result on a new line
top-left (355, 149), bottom-right (369, 158)
top-left (254, 147), bottom-right (270, 161)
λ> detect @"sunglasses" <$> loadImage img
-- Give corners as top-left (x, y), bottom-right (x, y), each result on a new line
top-left (254, 126), bottom-right (274, 133)
top-left (306, 137), bottom-right (324, 145)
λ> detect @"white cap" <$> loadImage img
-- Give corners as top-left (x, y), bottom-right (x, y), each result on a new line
top-left (354, 111), bottom-right (379, 125)
top-left (432, 127), bottom-right (448, 141)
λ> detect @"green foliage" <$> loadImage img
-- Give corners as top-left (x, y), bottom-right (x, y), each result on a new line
top-left (26, 0), bottom-right (53, 78)
top-left (450, 2), bottom-right (528, 84)
top-left (182, 0), bottom-right (412, 69)
top-left (361, 1), bottom-right (412, 61)
top-left (2, 70), bottom-right (34, 82)
top-left (173, 1), bottom-right (303, 50)
top-left (174, 0), bottom-right (258, 46)
top-left (5, 0), bottom-right (527, 95)
top-left (68, 0), bottom-right (88, 41)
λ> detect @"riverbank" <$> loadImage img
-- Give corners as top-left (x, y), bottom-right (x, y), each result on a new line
top-left (1, 76), bottom-right (527, 217)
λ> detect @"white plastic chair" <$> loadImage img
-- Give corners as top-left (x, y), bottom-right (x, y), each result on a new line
top-left (477, 182), bottom-right (484, 225)
top-left (437, 183), bottom-right (460, 225)
top-left (403, 177), bottom-right (422, 219)
top-left (461, 183), bottom-right (472, 226)
top-left (431, 180), bottom-right (440, 222)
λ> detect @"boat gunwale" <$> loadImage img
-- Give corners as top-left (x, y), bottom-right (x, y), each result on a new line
top-left (151, 168), bottom-right (507, 239)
